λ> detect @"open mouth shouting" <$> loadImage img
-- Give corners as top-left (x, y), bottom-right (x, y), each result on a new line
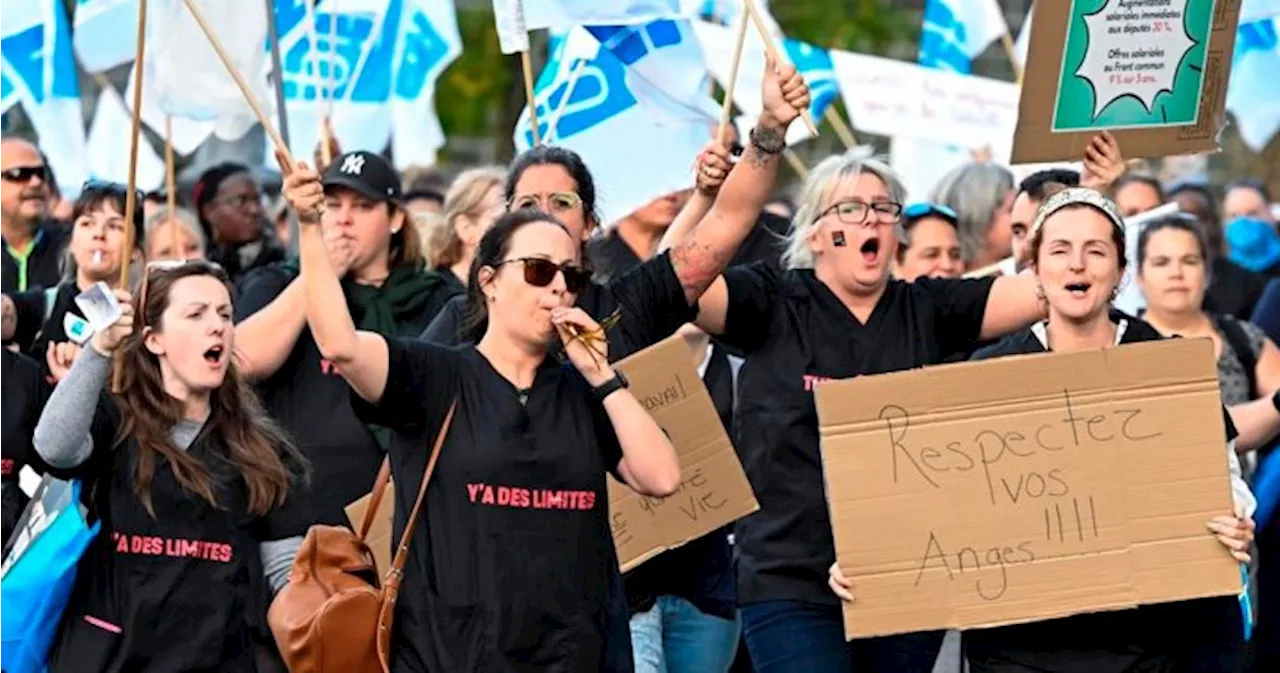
top-left (203, 344), bottom-right (227, 368)
top-left (859, 237), bottom-right (881, 265)
top-left (1064, 282), bottom-right (1092, 298)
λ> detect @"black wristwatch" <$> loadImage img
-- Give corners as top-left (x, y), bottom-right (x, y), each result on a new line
top-left (592, 371), bottom-right (630, 402)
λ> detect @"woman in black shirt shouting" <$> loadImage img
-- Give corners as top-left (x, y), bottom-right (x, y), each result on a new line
top-left (289, 173), bottom-right (681, 668)
top-left (32, 261), bottom-right (310, 672)
top-left (690, 153), bottom-right (1047, 672)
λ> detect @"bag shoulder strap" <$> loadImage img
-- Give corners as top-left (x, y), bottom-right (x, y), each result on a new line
top-left (374, 398), bottom-right (457, 672)
top-left (1218, 315), bottom-right (1259, 397)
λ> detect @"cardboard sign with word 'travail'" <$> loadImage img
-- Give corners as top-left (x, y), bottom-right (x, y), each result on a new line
top-left (610, 334), bottom-right (758, 572)
top-left (815, 338), bottom-right (1240, 639)
top-left (1011, 0), bottom-right (1244, 163)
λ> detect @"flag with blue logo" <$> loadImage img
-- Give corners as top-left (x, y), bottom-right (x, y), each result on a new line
top-left (917, 0), bottom-right (1007, 74)
top-left (390, 0), bottom-right (462, 166)
top-left (1227, 15), bottom-right (1280, 151)
top-left (515, 24), bottom-right (716, 225)
top-left (273, 0), bottom-right (460, 168)
top-left (1, 0), bottom-right (88, 193)
top-left (73, 0), bottom-right (140, 73)
top-left (523, 0), bottom-right (684, 30)
top-left (691, 20), bottom-right (838, 144)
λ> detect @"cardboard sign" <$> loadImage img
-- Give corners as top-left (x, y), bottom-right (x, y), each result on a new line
top-left (346, 483), bottom-right (394, 576)
top-left (1011, 0), bottom-right (1244, 163)
top-left (609, 335), bottom-right (758, 572)
top-left (815, 339), bottom-right (1240, 639)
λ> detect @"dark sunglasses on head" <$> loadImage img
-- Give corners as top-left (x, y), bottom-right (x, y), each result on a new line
top-left (80, 179), bottom-right (145, 204)
top-left (496, 257), bottom-right (591, 294)
top-left (2, 166), bottom-right (48, 184)
top-left (902, 202), bottom-right (959, 223)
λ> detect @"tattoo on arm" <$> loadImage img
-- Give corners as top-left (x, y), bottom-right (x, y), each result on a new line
top-left (671, 237), bottom-right (732, 304)
top-left (745, 126), bottom-right (783, 168)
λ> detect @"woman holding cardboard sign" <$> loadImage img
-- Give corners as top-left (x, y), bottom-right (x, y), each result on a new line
top-left (828, 187), bottom-right (1256, 671)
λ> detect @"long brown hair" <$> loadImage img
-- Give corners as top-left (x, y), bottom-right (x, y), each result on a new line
top-left (114, 261), bottom-right (304, 517)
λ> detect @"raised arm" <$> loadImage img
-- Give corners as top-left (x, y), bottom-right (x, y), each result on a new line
top-left (279, 155), bottom-right (390, 404)
top-left (234, 278), bottom-right (309, 380)
top-left (670, 57), bottom-right (809, 313)
top-left (656, 140), bottom-right (732, 256)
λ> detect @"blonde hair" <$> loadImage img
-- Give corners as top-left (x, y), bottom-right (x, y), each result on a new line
top-left (783, 153), bottom-right (907, 270)
top-left (144, 208), bottom-right (207, 253)
top-left (430, 166), bottom-right (506, 269)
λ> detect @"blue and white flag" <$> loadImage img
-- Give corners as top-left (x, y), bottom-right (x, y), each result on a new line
top-left (586, 20), bottom-right (719, 123)
top-left (273, 0), bottom-right (402, 163)
top-left (691, 20), bottom-right (837, 144)
top-left (391, 0), bottom-right (463, 167)
top-left (918, 0), bottom-right (1007, 74)
top-left (523, 0), bottom-right (684, 30)
top-left (73, 0), bottom-right (140, 73)
top-left (1227, 16), bottom-right (1280, 151)
top-left (516, 25), bottom-right (715, 225)
top-left (273, 0), bottom-right (459, 167)
top-left (1, 0), bottom-right (88, 193)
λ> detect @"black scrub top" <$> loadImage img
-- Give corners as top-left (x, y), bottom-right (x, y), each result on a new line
top-left (235, 263), bottom-right (460, 526)
top-left (7, 282), bottom-right (92, 373)
top-left (1, 349), bottom-right (50, 544)
top-left (356, 338), bottom-right (625, 672)
top-left (717, 263), bottom-right (994, 607)
top-left (45, 398), bottom-right (311, 673)
top-left (420, 250), bottom-right (697, 360)
top-left (963, 314), bottom-right (1244, 673)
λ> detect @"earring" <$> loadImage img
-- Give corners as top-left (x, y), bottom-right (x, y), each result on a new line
top-left (487, 293), bottom-right (496, 303)
top-left (1035, 284), bottom-right (1046, 302)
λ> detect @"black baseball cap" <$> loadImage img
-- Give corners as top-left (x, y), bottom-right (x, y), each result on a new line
top-left (322, 150), bottom-right (401, 203)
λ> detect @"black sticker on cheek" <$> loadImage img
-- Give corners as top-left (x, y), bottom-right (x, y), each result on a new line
top-left (832, 230), bottom-right (847, 247)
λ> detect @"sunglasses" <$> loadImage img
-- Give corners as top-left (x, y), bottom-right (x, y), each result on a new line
top-left (2, 166), bottom-right (48, 184)
top-left (495, 257), bottom-right (591, 294)
top-left (902, 202), bottom-right (959, 223)
top-left (509, 192), bottom-right (582, 213)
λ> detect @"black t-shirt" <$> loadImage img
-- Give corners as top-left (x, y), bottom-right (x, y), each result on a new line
top-left (587, 233), bottom-right (645, 285)
top-left (718, 264), bottom-right (994, 606)
top-left (964, 314), bottom-right (1243, 671)
top-left (1204, 257), bottom-right (1264, 320)
top-left (420, 250), bottom-right (697, 360)
top-left (356, 338), bottom-right (624, 672)
top-left (235, 264), bottom-right (460, 526)
top-left (46, 399), bottom-right (310, 673)
top-left (1, 349), bottom-right (51, 544)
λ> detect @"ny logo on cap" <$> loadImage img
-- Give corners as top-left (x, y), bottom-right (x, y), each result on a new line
top-left (340, 154), bottom-right (366, 176)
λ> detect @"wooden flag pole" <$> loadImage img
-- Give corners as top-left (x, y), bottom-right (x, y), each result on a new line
top-left (113, 0), bottom-right (149, 391)
top-left (823, 107), bottom-right (857, 150)
top-left (263, 0), bottom-right (292, 149)
top-left (182, 0), bottom-right (294, 169)
top-left (741, 0), bottom-right (819, 138)
top-left (717, 8), bottom-right (750, 146)
top-left (1001, 32), bottom-right (1024, 85)
top-left (783, 149), bottom-right (808, 178)
top-left (165, 115), bottom-right (182, 262)
top-left (521, 50), bottom-right (541, 145)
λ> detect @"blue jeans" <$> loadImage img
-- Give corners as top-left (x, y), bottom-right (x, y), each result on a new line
top-left (629, 596), bottom-right (740, 673)
top-left (741, 600), bottom-right (945, 673)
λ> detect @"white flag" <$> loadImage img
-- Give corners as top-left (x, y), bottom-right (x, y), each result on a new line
top-left (86, 86), bottom-right (165, 191)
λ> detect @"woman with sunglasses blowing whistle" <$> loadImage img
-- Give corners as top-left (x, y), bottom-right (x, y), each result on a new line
top-left (830, 188), bottom-right (1256, 672)
top-left (288, 151), bottom-right (680, 667)
top-left (30, 260), bottom-right (310, 672)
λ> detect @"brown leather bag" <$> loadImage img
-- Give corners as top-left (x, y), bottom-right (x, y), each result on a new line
top-left (268, 400), bottom-right (457, 673)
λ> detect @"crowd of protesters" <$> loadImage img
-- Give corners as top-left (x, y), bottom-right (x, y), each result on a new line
top-left (3, 57), bottom-right (1280, 673)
